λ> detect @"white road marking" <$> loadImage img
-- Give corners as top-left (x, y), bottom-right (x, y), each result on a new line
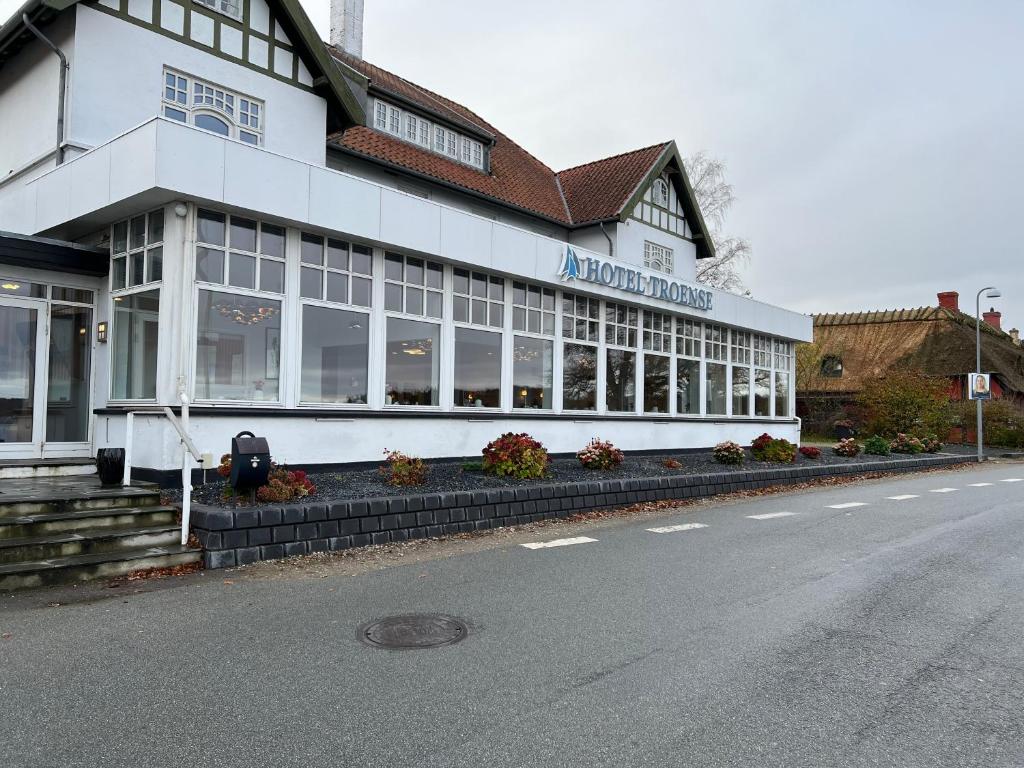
top-left (746, 512), bottom-right (797, 520)
top-left (968, 483), bottom-right (994, 487)
top-left (930, 488), bottom-right (959, 493)
top-left (1001, 478), bottom-right (1023, 483)
top-left (521, 536), bottom-right (598, 550)
top-left (646, 523), bottom-right (708, 533)
top-left (828, 502), bottom-right (868, 509)
top-left (887, 494), bottom-right (920, 500)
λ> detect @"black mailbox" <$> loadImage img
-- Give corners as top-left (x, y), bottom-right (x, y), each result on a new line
top-left (230, 431), bottom-right (271, 489)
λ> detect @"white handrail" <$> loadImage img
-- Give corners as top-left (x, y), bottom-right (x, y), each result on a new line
top-left (121, 394), bottom-right (202, 546)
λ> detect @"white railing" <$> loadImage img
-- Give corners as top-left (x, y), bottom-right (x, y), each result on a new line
top-left (122, 393), bottom-right (202, 546)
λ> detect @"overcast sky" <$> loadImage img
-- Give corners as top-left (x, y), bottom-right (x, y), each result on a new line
top-left (3, 0), bottom-right (1021, 328)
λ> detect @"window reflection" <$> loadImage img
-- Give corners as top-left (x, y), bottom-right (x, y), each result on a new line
top-left (643, 354), bottom-right (669, 414)
top-left (195, 290), bottom-right (281, 401)
top-left (385, 317), bottom-right (439, 406)
top-left (706, 362), bottom-right (727, 415)
top-left (606, 349), bottom-right (636, 412)
top-left (563, 343), bottom-right (596, 410)
top-left (454, 327), bottom-right (501, 407)
top-left (677, 358), bottom-right (700, 415)
top-left (513, 336), bottom-right (552, 409)
top-left (301, 306), bottom-right (368, 404)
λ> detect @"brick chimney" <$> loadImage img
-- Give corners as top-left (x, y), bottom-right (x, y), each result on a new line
top-left (983, 308), bottom-right (1002, 331)
top-left (937, 291), bottom-right (959, 312)
top-left (1010, 328), bottom-right (1021, 346)
top-left (330, 0), bottom-right (364, 58)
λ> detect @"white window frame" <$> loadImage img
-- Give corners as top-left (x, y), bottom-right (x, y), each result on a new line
top-left (193, 0), bottom-right (241, 22)
top-left (643, 241), bottom-right (674, 275)
top-left (162, 69), bottom-right (264, 145)
top-left (652, 178), bottom-right (670, 207)
top-left (374, 98), bottom-right (487, 170)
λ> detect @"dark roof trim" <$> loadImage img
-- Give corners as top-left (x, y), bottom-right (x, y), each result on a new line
top-left (0, 231), bottom-right (107, 276)
top-left (616, 141), bottom-right (716, 260)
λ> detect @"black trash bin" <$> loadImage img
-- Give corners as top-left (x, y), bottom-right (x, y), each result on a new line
top-left (230, 431), bottom-right (271, 490)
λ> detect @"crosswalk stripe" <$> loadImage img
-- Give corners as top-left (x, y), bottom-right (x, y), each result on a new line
top-left (968, 483), bottom-right (994, 487)
top-left (646, 523), bottom-right (708, 533)
top-left (887, 494), bottom-right (920, 500)
top-left (930, 488), bottom-right (958, 493)
top-left (521, 537), bottom-right (597, 550)
top-left (1001, 479), bottom-right (1023, 483)
top-left (746, 512), bottom-right (797, 520)
top-left (828, 502), bottom-right (867, 509)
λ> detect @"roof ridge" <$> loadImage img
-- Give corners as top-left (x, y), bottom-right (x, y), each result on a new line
top-left (556, 141), bottom-right (671, 176)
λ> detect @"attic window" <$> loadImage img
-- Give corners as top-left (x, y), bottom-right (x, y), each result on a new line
top-left (372, 98), bottom-right (486, 171)
top-left (652, 178), bottom-right (670, 208)
top-left (193, 0), bottom-right (241, 22)
top-left (820, 355), bottom-right (844, 378)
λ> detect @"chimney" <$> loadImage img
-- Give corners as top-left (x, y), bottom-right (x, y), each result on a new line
top-left (1010, 328), bottom-right (1021, 346)
top-left (937, 291), bottom-right (959, 312)
top-left (330, 0), bottom-right (364, 58)
top-left (983, 308), bottom-right (1002, 331)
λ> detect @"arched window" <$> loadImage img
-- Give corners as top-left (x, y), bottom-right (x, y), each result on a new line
top-left (161, 70), bottom-right (263, 146)
top-left (194, 113), bottom-right (230, 136)
top-left (652, 178), bottom-right (670, 207)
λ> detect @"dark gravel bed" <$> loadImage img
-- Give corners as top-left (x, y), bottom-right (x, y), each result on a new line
top-left (175, 448), bottom-right (963, 508)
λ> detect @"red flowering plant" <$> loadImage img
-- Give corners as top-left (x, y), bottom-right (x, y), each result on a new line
top-left (481, 432), bottom-right (549, 479)
top-left (577, 438), bottom-right (625, 470)
top-left (379, 450), bottom-right (428, 486)
top-left (799, 446), bottom-right (822, 459)
top-left (256, 467), bottom-right (315, 503)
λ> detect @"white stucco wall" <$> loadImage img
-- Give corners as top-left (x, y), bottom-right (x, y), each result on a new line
top-left (0, 12), bottom-right (75, 180)
top-left (616, 218), bottom-right (698, 281)
top-left (97, 412), bottom-right (802, 470)
top-left (70, 5), bottom-right (327, 166)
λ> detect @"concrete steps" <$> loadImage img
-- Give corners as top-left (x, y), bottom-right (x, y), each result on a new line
top-left (0, 546), bottom-right (200, 590)
top-left (0, 474), bottom-right (201, 590)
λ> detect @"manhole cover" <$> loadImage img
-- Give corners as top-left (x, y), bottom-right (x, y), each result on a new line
top-left (358, 613), bottom-right (468, 650)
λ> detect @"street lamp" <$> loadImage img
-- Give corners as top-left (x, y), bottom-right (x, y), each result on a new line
top-left (976, 286), bottom-right (1002, 463)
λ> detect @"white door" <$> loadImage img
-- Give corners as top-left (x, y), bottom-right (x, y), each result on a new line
top-left (0, 298), bottom-right (47, 458)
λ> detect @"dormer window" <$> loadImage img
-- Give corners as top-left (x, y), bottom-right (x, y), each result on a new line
top-left (162, 69), bottom-right (263, 145)
top-left (193, 0), bottom-right (241, 22)
top-left (653, 178), bottom-right (670, 208)
top-left (372, 97), bottom-right (486, 171)
top-left (820, 355), bottom-right (844, 378)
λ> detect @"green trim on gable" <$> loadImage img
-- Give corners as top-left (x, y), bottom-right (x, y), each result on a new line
top-left (618, 142), bottom-right (716, 260)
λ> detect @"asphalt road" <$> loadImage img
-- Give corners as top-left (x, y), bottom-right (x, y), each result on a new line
top-left (3, 462), bottom-right (1024, 767)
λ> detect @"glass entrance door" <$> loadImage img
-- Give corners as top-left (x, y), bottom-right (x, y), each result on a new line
top-left (45, 304), bottom-right (92, 448)
top-left (0, 301), bottom-right (44, 455)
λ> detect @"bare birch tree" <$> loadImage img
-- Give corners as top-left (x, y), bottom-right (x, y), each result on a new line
top-left (683, 152), bottom-right (751, 294)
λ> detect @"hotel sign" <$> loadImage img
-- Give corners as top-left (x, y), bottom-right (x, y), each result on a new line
top-left (558, 246), bottom-right (713, 311)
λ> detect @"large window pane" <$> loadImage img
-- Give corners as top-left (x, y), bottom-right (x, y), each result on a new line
top-left (643, 354), bottom-right (669, 414)
top-left (454, 327), bottom-right (501, 408)
top-left (0, 305), bottom-right (37, 442)
top-left (775, 371), bottom-right (790, 418)
top-left (732, 366), bottom-right (750, 417)
top-left (606, 349), bottom-right (636, 412)
top-left (195, 290), bottom-right (281, 401)
top-left (754, 369), bottom-right (771, 417)
top-left (677, 358), bottom-right (700, 415)
top-left (706, 362), bottom-right (727, 416)
top-left (111, 290), bottom-right (160, 400)
top-left (563, 343), bottom-right (596, 411)
top-left (513, 336), bottom-right (552, 409)
top-left (46, 305), bottom-right (92, 442)
top-left (300, 306), bottom-right (368, 404)
top-left (385, 317), bottom-right (439, 406)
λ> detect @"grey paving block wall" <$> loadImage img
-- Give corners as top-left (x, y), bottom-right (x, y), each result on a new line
top-left (190, 455), bottom-right (967, 569)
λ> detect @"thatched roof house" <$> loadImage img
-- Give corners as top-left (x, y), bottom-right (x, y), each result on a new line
top-left (798, 292), bottom-right (1024, 404)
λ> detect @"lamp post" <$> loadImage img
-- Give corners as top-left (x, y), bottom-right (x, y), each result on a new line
top-left (976, 286), bottom-right (1001, 462)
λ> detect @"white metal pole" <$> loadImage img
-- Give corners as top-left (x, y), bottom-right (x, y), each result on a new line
top-left (976, 290), bottom-right (983, 464)
top-left (179, 392), bottom-right (192, 546)
top-left (123, 411), bottom-right (134, 486)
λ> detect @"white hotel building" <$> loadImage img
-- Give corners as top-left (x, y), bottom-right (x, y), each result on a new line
top-left (0, 0), bottom-right (811, 482)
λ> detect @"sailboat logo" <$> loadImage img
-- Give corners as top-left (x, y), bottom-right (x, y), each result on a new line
top-left (559, 246), bottom-right (581, 282)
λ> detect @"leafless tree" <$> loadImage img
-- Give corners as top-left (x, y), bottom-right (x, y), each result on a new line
top-left (683, 152), bottom-right (751, 294)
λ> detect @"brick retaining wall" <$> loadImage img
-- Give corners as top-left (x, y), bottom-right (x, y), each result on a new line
top-left (190, 455), bottom-right (968, 569)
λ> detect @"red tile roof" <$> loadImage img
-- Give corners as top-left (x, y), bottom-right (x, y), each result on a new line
top-left (328, 48), bottom-right (667, 228)
top-left (556, 143), bottom-right (670, 226)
